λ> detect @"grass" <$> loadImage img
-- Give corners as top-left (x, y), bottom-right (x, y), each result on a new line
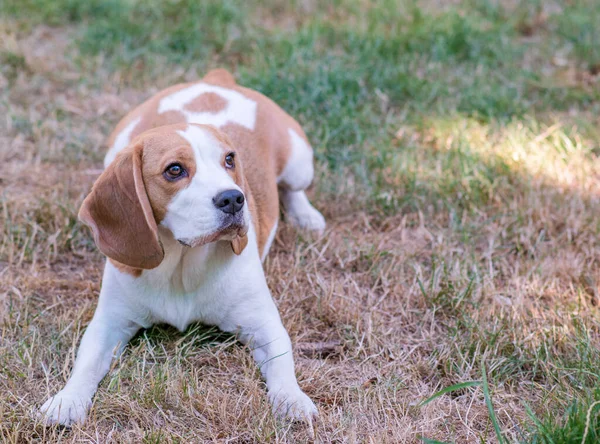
top-left (1, 0), bottom-right (600, 442)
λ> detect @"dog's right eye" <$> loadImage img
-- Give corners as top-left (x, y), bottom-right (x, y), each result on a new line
top-left (164, 163), bottom-right (186, 181)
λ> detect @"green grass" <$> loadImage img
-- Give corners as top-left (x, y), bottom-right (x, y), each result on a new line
top-left (0, 193), bottom-right (91, 263)
top-left (2, 0), bottom-right (248, 63)
top-left (553, 0), bottom-right (600, 73)
top-left (528, 394), bottom-right (600, 443)
top-left (3, 0), bottom-right (599, 207)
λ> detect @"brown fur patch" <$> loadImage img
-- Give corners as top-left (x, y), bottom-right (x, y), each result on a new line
top-left (79, 141), bottom-right (164, 270)
top-left (104, 69), bottom-right (314, 258)
top-left (138, 126), bottom-right (197, 222)
top-left (183, 92), bottom-right (227, 114)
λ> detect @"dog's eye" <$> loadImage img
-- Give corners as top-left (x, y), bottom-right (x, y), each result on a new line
top-left (225, 153), bottom-right (235, 169)
top-left (164, 163), bottom-right (186, 181)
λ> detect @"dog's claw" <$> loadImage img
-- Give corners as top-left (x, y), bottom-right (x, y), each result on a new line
top-left (38, 390), bottom-right (91, 426)
top-left (269, 385), bottom-right (319, 423)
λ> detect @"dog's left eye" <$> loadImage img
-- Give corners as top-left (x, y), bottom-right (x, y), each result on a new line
top-left (225, 153), bottom-right (235, 169)
top-left (164, 163), bottom-right (186, 181)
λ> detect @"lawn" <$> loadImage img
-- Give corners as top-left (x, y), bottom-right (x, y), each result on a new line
top-left (1, 0), bottom-right (600, 442)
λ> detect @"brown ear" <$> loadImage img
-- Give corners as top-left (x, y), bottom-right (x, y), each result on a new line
top-left (79, 142), bottom-right (164, 269)
top-left (227, 146), bottom-right (249, 256)
top-left (231, 234), bottom-right (248, 255)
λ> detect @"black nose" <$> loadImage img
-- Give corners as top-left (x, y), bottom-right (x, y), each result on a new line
top-left (213, 189), bottom-right (245, 215)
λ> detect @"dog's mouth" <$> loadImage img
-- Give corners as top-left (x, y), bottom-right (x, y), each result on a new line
top-left (177, 220), bottom-right (248, 249)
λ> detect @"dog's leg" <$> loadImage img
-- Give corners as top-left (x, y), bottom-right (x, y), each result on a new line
top-left (219, 287), bottom-right (318, 422)
top-left (280, 189), bottom-right (326, 234)
top-left (276, 130), bottom-right (325, 234)
top-left (39, 305), bottom-right (140, 426)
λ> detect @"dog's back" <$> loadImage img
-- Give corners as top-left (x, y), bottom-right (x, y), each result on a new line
top-left (104, 68), bottom-right (316, 256)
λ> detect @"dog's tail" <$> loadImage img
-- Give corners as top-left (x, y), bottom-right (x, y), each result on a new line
top-left (203, 68), bottom-right (236, 87)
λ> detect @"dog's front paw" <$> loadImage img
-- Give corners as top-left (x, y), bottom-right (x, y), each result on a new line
top-left (269, 385), bottom-right (318, 422)
top-left (38, 390), bottom-right (91, 426)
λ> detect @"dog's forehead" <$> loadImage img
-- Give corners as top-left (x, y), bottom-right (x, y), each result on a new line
top-left (176, 124), bottom-right (226, 163)
top-left (140, 124), bottom-right (228, 167)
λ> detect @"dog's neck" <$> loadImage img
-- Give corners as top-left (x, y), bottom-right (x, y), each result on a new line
top-left (132, 227), bottom-right (241, 294)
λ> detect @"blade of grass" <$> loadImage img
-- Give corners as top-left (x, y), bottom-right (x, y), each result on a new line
top-left (417, 277), bottom-right (428, 299)
top-left (523, 402), bottom-right (555, 444)
top-left (482, 361), bottom-right (505, 444)
top-left (582, 401), bottom-right (600, 444)
top-left (453, 276), bottom-right (475, 309)
top-left (420, 438), bottom-right (452, 444)
top-left (419, 381), bottom-right (482, 406)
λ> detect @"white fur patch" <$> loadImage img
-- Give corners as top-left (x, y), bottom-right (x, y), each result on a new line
top-left (281, 190), bottom-right (325, 234)
top-left (277, 128), bottom-right (314, 190)
top-left (176, 124), bottom-right (222, 164)
top-left (158, 83), bottom-right (257, 130)
top-left (104, 116), bottom-right (141, 168)
top-left (160, 125), bottom-right (249, 246)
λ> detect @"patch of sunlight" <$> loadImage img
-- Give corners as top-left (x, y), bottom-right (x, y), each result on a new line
top-left (412, 114), bottom-right (600, 197)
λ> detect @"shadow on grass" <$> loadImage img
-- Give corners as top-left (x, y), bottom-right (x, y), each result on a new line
top-left (129, 323), bottom-right (237, 359)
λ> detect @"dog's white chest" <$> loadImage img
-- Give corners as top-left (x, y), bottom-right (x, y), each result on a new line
top-left (107, 227), bottom-right (261, 332)
top-left (140, 243), bottom-right (233, 330)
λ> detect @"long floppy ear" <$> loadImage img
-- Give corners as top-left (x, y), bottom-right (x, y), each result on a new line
top-left (79, 142), bottom-right (164, 269)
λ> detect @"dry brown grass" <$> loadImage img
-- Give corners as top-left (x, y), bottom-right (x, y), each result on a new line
top-left (2, 3), bottom-right (600, 442)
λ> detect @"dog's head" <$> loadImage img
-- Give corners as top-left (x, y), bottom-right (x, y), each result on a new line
top-left (79, 123), bottom-right (250, 269)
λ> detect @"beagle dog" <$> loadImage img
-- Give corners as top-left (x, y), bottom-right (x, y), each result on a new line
top-left (39, 69), bottom-right (325, 425)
